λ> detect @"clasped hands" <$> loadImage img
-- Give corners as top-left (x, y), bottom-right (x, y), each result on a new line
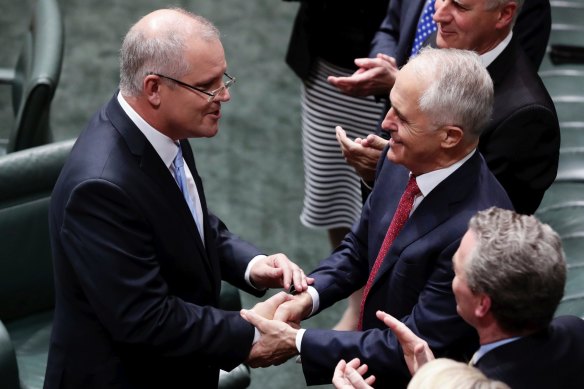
top-left (240, 290), bottom-right (314, 368)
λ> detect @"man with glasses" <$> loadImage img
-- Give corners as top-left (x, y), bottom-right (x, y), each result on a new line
top-left (45, 8), bottom-right (311, 389)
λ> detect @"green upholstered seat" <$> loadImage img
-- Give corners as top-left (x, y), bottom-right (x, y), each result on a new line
top-left (0, 140), bottom-right (251, 388)
top-left (0, 0), bottom-right (64, 155)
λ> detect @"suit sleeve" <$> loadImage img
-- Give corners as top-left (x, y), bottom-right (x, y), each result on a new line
top-left (480, 105), bottom-right (560, 214)
top-left (59, 178), bottom-right (253, 371)
top-left (514, 0), bottom-right (551, 69)
top-left (300, 239), bottom-right (476, 386)
top-left (207, 211), bottom-right (266, 297)
top-left (369, 1), bottom-right (401, 57)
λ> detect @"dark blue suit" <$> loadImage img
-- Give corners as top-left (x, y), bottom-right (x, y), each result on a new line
top-left (45, 95), bottom-right (264, 388)
top-left (370, 0), bottom-right (551, 69)
top-left (300, 151), bottom-right (513, 388)
top-left (476, 316), bottom-right (584, 389)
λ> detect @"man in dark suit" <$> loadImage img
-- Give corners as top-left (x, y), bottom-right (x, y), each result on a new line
top-left (238, 48), bottom-right (513, 388)
top-left (44, 8), bottom-right (311, 389)
top-left (335, 207), bottom-right (584, 389)
top-left (333, 0), bottom-right (558, 215)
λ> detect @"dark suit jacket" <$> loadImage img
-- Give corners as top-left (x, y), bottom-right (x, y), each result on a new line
top-left (300, 151), bottom-right (513, 388)
top-left (284, 0), bottom-right (389, 79)
top-left (370, 0), bottom-right (550, 69)
top-left (45, 95), bottom-right (265, 389)
top-left (476, 316), bottom-right (584, 389)
top-left (479, 36), bottom-right (560, 214)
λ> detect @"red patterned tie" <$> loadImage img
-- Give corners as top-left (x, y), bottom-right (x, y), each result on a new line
top-left (358, 176), bottom-right (421, 330)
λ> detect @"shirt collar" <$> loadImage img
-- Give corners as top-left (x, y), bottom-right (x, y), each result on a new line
top-left (474, 336), bottom-right (521, 364)
top-left (117, 92), bottom-right (178, 169)
top-left (415, 149), bottom-right (476, 198)
top-left (480, 31), bottom-right (513, 68)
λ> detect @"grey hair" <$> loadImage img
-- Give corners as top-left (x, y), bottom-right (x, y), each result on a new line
top-left (466, 207), bottom-right (566, 333)
top-left (119, 8), bottom-right (220, 96)
top-left (408, 359), bottom-right (510, 389)
top-left (407, 47), bottom-right (494, 140)
top-left (485, 0), bottom-right (524, 25)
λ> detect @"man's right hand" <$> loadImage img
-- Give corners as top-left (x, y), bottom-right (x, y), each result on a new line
top-left (376, 311), bottom-right (435, 374)
top-left (336, 126), bottom-right (387, 183)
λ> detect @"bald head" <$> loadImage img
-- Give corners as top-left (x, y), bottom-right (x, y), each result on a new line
top-left (119, 8), bottom-right (220, 96)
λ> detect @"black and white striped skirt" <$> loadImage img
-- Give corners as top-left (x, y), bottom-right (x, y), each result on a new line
top-left (300, 59), bottom-right (385, 229)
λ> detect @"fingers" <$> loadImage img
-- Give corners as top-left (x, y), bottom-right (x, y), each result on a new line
top-left (363, 134), bottom-right (389, 150)
top-left (240, 308), bottom-right (268, 331)
top-left (332, 359), bottom-right (348, 385)
top-left (344, 366), bottom-right (373, 389)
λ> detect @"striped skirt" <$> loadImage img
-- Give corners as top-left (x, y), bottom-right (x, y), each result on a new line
top-left (300, 59), bottom-right (385, 229)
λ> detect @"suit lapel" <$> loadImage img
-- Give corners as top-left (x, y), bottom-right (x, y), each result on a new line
top-left (105, 95), bottom-right (213, 274)
top-left (372, 152), bottom-right (481, 288)
top-left (486, 36), bottom-right (517, 88)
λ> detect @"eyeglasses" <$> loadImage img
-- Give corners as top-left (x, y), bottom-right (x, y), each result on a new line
top-left (150, 72), bottom-right (235, 102)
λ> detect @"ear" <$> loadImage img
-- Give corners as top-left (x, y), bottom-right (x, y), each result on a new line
top-left (440, 125), bottom-right (464, 149)
top-left (495, 2), bottom-right (516, 30)
top-left (474, 294), bottom-right (492, 318)
top-left (143, 74), bottom-right (162, 107)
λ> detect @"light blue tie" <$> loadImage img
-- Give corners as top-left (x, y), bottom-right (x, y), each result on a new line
top-left (173, 145), bottom-right (204, 239)
top-left (411, 0), bottom-right (437, 57)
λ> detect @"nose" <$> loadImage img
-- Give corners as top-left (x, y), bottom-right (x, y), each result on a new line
top-left (433, 0), bottom-right (449, 23)
top-left (381, 108), bottom-right (397, 133)
top-left (214, 86), bottom-right (231, 103)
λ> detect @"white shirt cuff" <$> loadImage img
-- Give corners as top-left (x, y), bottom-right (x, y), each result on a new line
top-left (296, 328), bottom-right (306, 352)
top-left (252, 327), bottom-right (261, 345)
top-left (306, 286), bottom-right (319, 316)
top-left (244, 255), bottom-right (267, 290)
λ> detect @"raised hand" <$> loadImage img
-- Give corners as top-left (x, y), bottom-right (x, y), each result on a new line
top-left (249, 253), bottom-right (314, 292)
top-left (376, 310), bottom-right (435, 374)
top-left (327, 54), bottom-right (398, 97)
top-left (336, 126), bottom-right (388, 182)
top-left (240, 308), bottom-right (299, 367)
top-left (332, 358), bottom-right (376, 389)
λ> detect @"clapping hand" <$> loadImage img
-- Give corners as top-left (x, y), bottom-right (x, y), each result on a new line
top-left (332, 358), bottom-right (376, 389)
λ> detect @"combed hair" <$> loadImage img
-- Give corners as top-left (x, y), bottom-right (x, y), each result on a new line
top-left (408, 47), bottom-right (494, 140)
top-left (408, 359), bottom-right (510, 389)
top-left (466, 207), bottom-right (566, 333)
top-left (119, 8), bottom-right (219, 96)
top-left (485, 0), bottom-right (524, 24)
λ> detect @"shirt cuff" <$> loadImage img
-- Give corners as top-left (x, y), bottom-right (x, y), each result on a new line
top-left (253, 327), bottom-right (261, 345)
top-left (306, 286), bottom-right (319, 316)
top-left (244, 255), bottom-right (267, 290)
top-left (296, 328), bottom-right (306, 352)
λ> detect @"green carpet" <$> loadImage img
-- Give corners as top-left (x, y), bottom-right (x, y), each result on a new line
top-left (1, 1), bottom-right (347, 388)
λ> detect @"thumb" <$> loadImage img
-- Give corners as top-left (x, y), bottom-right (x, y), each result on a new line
top-left (267, 291), bottom-right (291, 307)
top-left (240, 309), bottom-right (268, 331)
top-left (366, 134), bottom-right (389, 150)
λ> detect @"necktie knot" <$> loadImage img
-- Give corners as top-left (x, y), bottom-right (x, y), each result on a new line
top-left (174, 146), bottom-right (184, 169)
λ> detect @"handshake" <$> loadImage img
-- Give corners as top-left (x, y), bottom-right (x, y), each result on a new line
top-left (240, 291), bottom-right (314, 368)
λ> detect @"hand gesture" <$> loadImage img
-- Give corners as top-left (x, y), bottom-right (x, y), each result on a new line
top-left (251, 291), bottom-right (293, 320)
top-left (332, 358), bottom-right (376, 389)
top-left (240, 308), bottom-right (299, 367)
top-left (250, 253), bottom-right (314, 292)
top-left (376, 311), bottom-right (435, 374)
top-left (327, 54), bottom-right (398, 97)
top-left (336, 126), bottom-right (388, 182)
top-left (273, 291), bottom-right (313, 326)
